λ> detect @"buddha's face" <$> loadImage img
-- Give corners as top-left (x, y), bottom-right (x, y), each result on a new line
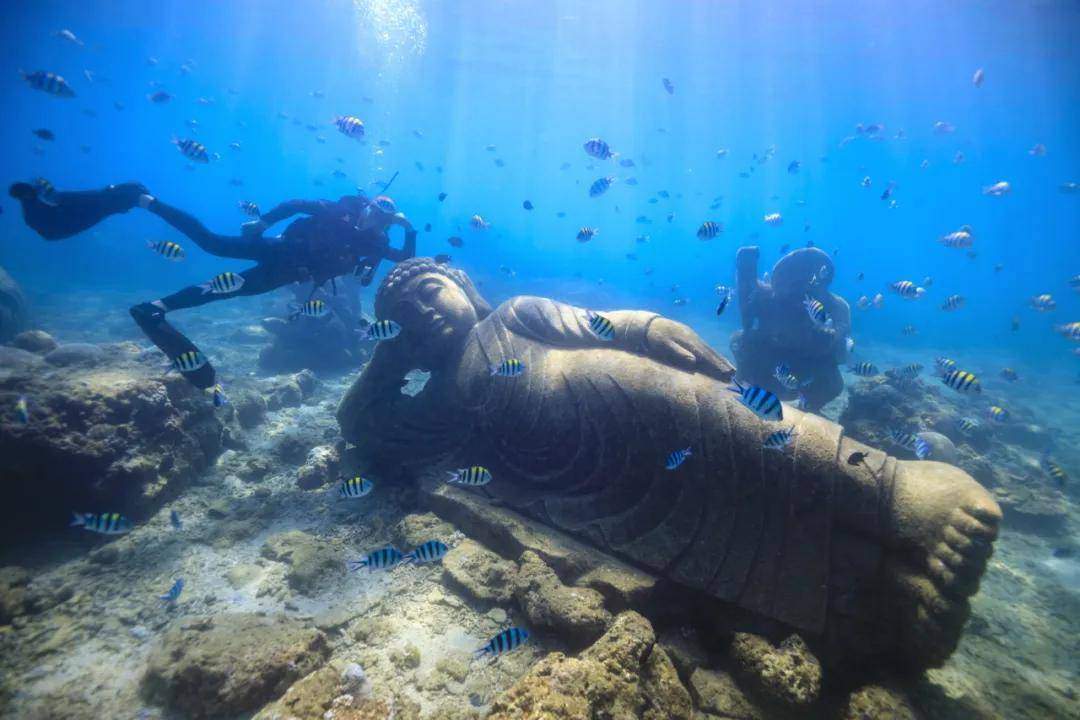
top-left (389, 273), bottom-right (479, 362)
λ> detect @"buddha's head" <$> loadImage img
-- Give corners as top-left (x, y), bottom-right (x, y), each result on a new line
top-left (374, 258), bottom-right (492, 367)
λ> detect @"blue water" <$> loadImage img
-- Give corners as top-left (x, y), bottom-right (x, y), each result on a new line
top-left (1, 0), bottom-right (1078, 365)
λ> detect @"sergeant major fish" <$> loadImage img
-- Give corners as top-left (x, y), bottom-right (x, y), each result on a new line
top-left (576, 227), bottom-right (597, 242)
top-left (848, 362), bottom-right (879, 377)
top-left (583, 137), bottom-right (617, 160)
top-left (201, 271), bottom-right (245, 294)
top-left (348, 547), bottom-right (403, 572)
top-left (403, 540), bottom-right (449, 564)
top-left (71, 512), bottom-right (132, 534)
top-left (803, 296), bottom-right (833, 329)
top-left (941, 368), bottom-right (981, 393)
top-left (697, 221), bottom-right (722, 239)
top-left (335, 115), bottom-right (365, 139)
top-left (238, 201), bottom-right (260, 217)
top-left (729, 381), bottom-right (783, 421)
top-left (890, 280), bottom-right (925, 299)
top-left (339, 476), bottom-right (374, 499)
top-left (589, 176), bottom-right (615, 197)
top-left (20, 70), bottom-right (75, 97)
top-left (148, 240), bottom-right (184, 260)
top-left (586, 311), bottom-right (615, 340)
top-left (366, 319), bottom-right (401, 341)
top-left (665, 447), bottom-right (691, 470)
top-left (476, 627), bottom-right (529, 659)
top-left (763, 427), bottom-right (796, 451)
top-left (447, 466), bottom-right (493, 486)
top-left (173, 350), bottom-right (207, 374)
top-left (491, 358), bottom-right (525, 377)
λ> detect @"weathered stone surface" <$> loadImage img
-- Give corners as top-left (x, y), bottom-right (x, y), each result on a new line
top-left (838, 683), bottom-right (920, 720)
top-left (0, 266), bottom-right (28, 343)
top-left (487, 611), bottom-right (692, 720)
top-left (393, 512), bottom-right (458, 549)
top-left (258, 286), bottom-right (368, 373)
top-left (261, 530), bottom-right (342, 595)
top-left (0, 346), bottom-right (222, 540)
top-left (265, 369), bottom-right (319, 410)
top-left (233, 389), bottom-right (267, 429)
top-left (729, 633), bottom-right (822, 711)
top-left (141, 613), bottom-right (329, 719)
top-left (441, 539), bottom-right (517, 604)
top-left (44, 342), bottom-right (107, 367)
top-left (11, 330), bottom-right (57, 354)
top-left (513, 551), bottom-right (611, 647)
top-left (689, 667), bottom-right (766, 720)
top-left (296, 443), bottom-right (341, 490)
top-left (338, 258), bottom-right (1002, 673)
top-left (252, 661), bottom-right (341, 720)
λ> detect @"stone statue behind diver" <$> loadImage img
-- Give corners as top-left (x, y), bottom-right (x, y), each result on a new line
top-left (730, 246), bottom-right (851, 410)
top-left (337, 258), bottom-right (1000, 671)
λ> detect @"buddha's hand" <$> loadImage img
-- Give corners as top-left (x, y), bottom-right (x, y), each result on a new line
top-left (645, 318), bottom-right (736, 381)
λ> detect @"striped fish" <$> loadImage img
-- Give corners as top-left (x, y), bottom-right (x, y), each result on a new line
top-left (339, 476), bottom-right (374, 499)
top-left (335, 115), bottom-right (365, 139)
top-left (447, 466), bottom-right (492, 486)
top-left (1000, 368), bottom-right (1019, 382)
top-left (589, 176), bottom-right (615, 197)
top-left (803, 296), bottom-right (833, 329)
top-left (403, 540), bottom-right (449, 564)
top-left (33, 177), bottom-right (58, 205)
top-left (173, 137), bottom-right (210, 163)
top-left (70, 512), bottom-right (132, 535)
top-left (583, 137), bottom-right (616, 160)
top-left (941, 294), bottom-right (965, 311)
top-left (475, 627), bottom-right (530, 659)
top-left (890, 280), bottom-right (925, 299)
top-left (148, 240), bottom-right (185, 260)
top-left (848, 362), bottom-right (879, 377)
top-left (576, 226), bottom-right (597, 242)
top-left (201, 271), bottom-right (245, 294)
top-left (729, 381), bottom-right (783, 421)
top-left (173, 350), bottom-right (208, 373)
top-left (21, 70), bottom-right (75, 97)
top-left (1030, 294), bottom-right (1056, 312)
top-left (665, 447), bottom-right (691, 470)
top-left (774, 363), bottom-right (810, 390)
top-left (211, 384), bottom-right (228, 407)
top-left (293, 300), bottom-right (329, 319)
top-left (763, 427), bottom-right (796, 451)
top-left (957, 417), bottom-right (980, 434)
top-left (986, 406), bottom-right (1009, 423)
top-left (366, 319), bottom-right (401, 341)
top-left (587, 311), bottom-right (615, 340)
top-left (348, 546), bottom-right (403, 572)
top-left (899, 363), bottom-right (924, 377)
top-left (159, 578), bottom-right (184, 603)
top-left (941, 368), bottom-right (981, 393)
top-left (1055, 322), bottom-right (1080, 341)
top-left (491, 358), bottom-right (525, 377)
top-left (696, 221), bottom-right (722, 240)
top-left (1041, 454), bottom-right (1068, 486)
top-left (935, 357), bottom-right (958, 373)
top-left (238, 201), bottom-right (260, 217)
top-left (888, 429), bottom-right (931, 459)
top-left (470, 214), bottom-right (490, 230)
top-left (939, 228), bottom-right (974, 248)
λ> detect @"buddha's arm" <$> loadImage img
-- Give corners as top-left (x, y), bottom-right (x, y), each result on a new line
top-left (502, 297), bottom-right (735, 381)
top-left (337, 341), bottom-right (416, 443)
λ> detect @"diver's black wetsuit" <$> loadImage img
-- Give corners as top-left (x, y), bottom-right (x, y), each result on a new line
top-left (9, 182), bottom-right (416, 389)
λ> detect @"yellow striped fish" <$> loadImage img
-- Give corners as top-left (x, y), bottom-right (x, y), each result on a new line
top-left (587, 311), bottom-right (615, 340)
top-left (1041, 454), bottom-right (1068, 486)
top-left (941, 368), bottom-right (981, 393)
top-left (986, 405), bottom-right (1009, 422)
top-left (148, 240), bottom-right (184, 260)
top-left (446, 466), bottom-right (492, 486)
top-left (1054, 322), bottom-right (1080, 341)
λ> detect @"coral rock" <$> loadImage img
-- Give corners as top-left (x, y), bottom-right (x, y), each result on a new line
top-left (729, 632), bottom-right (822, 711)
top-left (140, 613), bottom-right (329, 719)
top-left (11, 330), bottom-right (57, 354)
top-left (441, 539), bottom-right (518, 604)
top-left (296, 443), bottom-right (341, 490)
top-left (513, 551), bottom-right (612, 647)
top-left (838, 683), bottom-right (920, 720)
top-left (261, 530), bottom-right (342, 595)
top-left (488, 611), bottom-right (692, 720)
top-left (689, 667), bottom-right (766, 720)
top-left (0, 266), bottom-right (28, 343)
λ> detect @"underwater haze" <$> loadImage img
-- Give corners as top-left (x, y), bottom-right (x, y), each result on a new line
top-left (1, 1), bottom-right (1078, 719)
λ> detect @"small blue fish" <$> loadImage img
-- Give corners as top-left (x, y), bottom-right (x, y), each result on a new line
top-left (491, 358), bottom-right (525, 377)
top-left (787, 160), bottom-right (801, 174)
top-left (71, 512), bottom-right (132, 535)
top-left (589, 176), bottom-right (615, 198)
top-left (339, 476), bottom-right (374, 499)
top-left (476, 627), bottom-right (530, 659)
top-left (403, 540), bottom-right (449, 564)
top-left (169, 510), bottom-right (182, 530)
top-left (665, 447), bottom-right (691, 470)
top-left (729, 381), bottom-right (783, 421)
top-left (587, 311), bottom-right (615, 340)
top-left (15, 396), bottom-right (29, 424)
top-left (662, 77), bottom-right (675, 95)
top-left (763, 427), bottom-right (796, 451)
top-left (366, 319), bottom-right (401, 341)
top-left (583, 137), bottom-right (616, 160)
top-left (348, 546), bottom-right (404, 572)
top-left (159, 578), bottom-right (184, 603)
top-left (211, 384), bottom-right (228, 407)
top-left (447, 466), bottom-right (492, 486)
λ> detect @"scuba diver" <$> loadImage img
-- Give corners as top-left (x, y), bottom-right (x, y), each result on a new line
top-left (8, 179), bottom-right (417, 390)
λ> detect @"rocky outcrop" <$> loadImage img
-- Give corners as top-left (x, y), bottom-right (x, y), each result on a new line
top-left (513, 551), bottom-right (612, 648)
top-left (0, 266), bottom-right (28, 343)
top-left (296, 443), bottom-right (342, 490)
top-left (729, 633), bottom-right (822, 713)
top-left (261, 530), bottom-right (343, 596)
top-left (0, 340), bottom-right (222, 540)
top-left (10, 330), bottom-right (56, 354)
top-left (441, 539), bottom-right (518, 604)
top-left (258, 284), bottom-right (368, 374)
top-left (488, 611), bottom-right (692, 720)
top-left (141, 613), bottom-right (329, 719)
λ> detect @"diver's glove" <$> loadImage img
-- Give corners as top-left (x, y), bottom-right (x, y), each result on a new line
top-left (241, 219), bottom-right (268, 236)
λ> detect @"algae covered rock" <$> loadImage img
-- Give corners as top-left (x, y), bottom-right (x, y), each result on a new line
top-left (513, 550), bottom-right (612, 647)
top-left (488, 611), bottom-right (692, 720)
top-left (0, 266), bottom-right (28, 343)
top-left (141, 613), bottom-right (329, 719)
top-left (729, 632), bottom-right (822, 711)
top-left (689, 667), bottom-right (766, 720)
top-left (11, 330), bottom-right (57, 354)
top-left (261, 530), bottom-right (342, 595)
top-left (296, 443), bottom-right (341, 490)
top-left (838, 683), bottom-right (920, 720)
top-left (442, 538), bottom-right (518, 603)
